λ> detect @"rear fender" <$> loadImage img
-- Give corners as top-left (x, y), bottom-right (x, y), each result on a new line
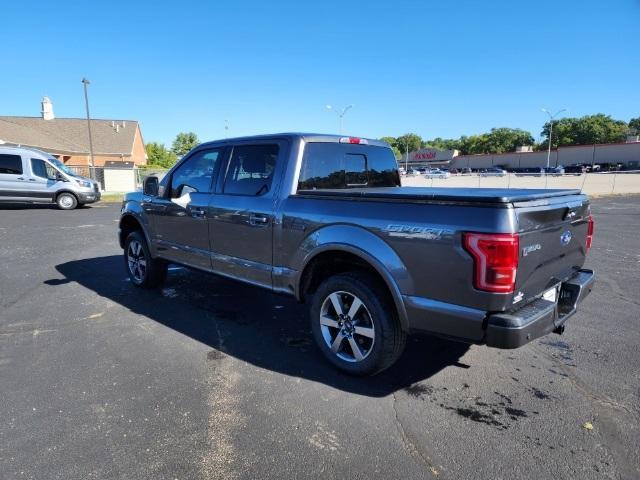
top-left (292, 225), bottom-right (414, 330)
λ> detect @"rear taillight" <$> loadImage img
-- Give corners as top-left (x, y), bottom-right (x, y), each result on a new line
top-left (463, 232), bottom-right (519, 293)
top-left (586, 214), bottom-right (594, 251)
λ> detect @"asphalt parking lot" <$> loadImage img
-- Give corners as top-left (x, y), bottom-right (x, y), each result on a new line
top-left (1, 197), bottom-right (639, 480)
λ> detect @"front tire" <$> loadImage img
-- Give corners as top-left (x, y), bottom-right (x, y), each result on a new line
top-left (310, 272), bottom-right (406, 376)
top-left (56, 192), bottom-right (78, 210)
top-left (124, 231), bottom-right (167, 288)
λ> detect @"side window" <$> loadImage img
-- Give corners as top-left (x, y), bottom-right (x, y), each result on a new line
top-left (0, 154), bottom-right (23, 175)
top-left (31, 159), bottom-right (56, 179)
top-left (223, 144), bottom-right (279, 196)
top-left (169, 149), bottom-right (221, 198)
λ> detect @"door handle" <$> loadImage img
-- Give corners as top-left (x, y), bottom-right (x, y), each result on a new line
top-left (190, 208), bottom-right (206, 218)
top-left (28, 178), bottom-right (37, 182)
top-left (16, 177), bottom-right (25, 181)
top-left (249, 214), bottom-right (269, 226)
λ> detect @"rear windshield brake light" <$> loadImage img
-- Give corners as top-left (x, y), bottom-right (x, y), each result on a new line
top-left (339, 137), bottom-right (368, 145)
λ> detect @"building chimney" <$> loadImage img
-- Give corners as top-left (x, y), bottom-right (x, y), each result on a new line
top-left (41, 96), bottom-right (54, 120)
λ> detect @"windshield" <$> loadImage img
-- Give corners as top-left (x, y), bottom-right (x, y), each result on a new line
top-left (47, 157), bottom-right (79, 177)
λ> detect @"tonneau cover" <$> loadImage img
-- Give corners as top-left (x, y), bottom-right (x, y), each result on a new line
top-left (296, 187), bottom-right (582, 204)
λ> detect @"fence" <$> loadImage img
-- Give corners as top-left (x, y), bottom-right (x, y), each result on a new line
top-left (67, 166), bottom-right (169, 193)
top-left (401, 171), bottom-right (640, 195)
top-left (66, 166), bottom-right (640, 196)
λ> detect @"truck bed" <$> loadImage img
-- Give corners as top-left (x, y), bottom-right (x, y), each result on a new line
top-left (296, 187), bottom-right (582, 204)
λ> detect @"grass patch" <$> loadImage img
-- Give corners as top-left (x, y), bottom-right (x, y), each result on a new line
top-left (100, 193), bottom-right (124, 203)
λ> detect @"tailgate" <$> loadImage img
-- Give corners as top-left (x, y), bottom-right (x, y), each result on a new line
top-left (513, 194), bottom-right (591, 306)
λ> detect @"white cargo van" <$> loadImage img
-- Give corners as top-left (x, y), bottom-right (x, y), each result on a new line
top-left (0, 146), bottom-right (100, 209)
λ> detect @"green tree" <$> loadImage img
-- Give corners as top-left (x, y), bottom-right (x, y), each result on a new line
top-left (540, 114), bottom-right (628, 149)
top-left (459, 134), bottom-right (489, 155)
top-left (145, 142), bottom-right (177, 168)
top-left (423, 137), bottom-right (462, 151)
top-left (482, 128), bottom-right (535, 154)
top-left (171, 132), bottom-right (200, 157)
top-left (629, 117), bottom-right (640, 135)
top-left (395, 133), bottom-right (423, 155)
top-left (380, 136), bottom-right (401, 159)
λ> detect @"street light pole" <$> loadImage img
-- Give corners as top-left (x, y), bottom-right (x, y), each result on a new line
top-left (82, 78), bottom-right (95, 173)
top-left (541, 108), bottom-right (566, 169)
top-left (405, 139), bottom-right (409, 172)
top-left (326, 105), bottom-right (353, 134)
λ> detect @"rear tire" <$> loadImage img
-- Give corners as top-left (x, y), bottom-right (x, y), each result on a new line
top-left (310, 272), bottom-right (406, 376)
top-left (124, 231), bottom-right (167, 288)
top-left (56, 192), bottom-right (78, 210)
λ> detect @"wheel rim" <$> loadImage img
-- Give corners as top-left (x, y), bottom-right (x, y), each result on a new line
top-left (127, 240), bottom-right (147, 282)
top-left (59, 195), bottom-right (73, 208)
top-left (319, 291), bottom-right (375, 363)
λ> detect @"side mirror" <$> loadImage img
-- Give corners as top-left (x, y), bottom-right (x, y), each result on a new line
top-left (55, 172), bottom-right (66, 182)
top-left (143, 176), bottom-right (159, 196)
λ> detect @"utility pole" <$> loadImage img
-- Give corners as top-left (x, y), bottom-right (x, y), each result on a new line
top-left (541, 108), bottom-right (566, 169)
top-left (82, 78), bottom-right (95, 173)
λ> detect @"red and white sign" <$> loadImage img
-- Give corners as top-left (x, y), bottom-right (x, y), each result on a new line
top-left (410, 148), bottom-right (455, 162)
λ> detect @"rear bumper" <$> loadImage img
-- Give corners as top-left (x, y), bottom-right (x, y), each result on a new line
top-left (485, 269), bottom-right (595, 349)
top-left (402, 269), bottom-right (595, 348)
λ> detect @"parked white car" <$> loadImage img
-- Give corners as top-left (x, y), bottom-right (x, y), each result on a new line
top-left (479, 167), bottom-right (507, 177)
top-left (424, 168), bottom-right (450, 179)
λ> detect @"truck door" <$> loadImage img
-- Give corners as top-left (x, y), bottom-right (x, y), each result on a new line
top-left (145, 147), bottom-right (226, 270)
top-left (208, 141), bottom-right (287, 289)
top-left (28, 157), bottom-right (59, 201)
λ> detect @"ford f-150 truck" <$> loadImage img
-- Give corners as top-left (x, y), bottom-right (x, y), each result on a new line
top-left (119, 133), bottom-right (595, 375)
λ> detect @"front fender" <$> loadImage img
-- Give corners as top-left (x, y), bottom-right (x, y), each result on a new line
top-left (119, 201), bottom-right (154, 255)
top-left (292, 224), bottom-right (414, 330)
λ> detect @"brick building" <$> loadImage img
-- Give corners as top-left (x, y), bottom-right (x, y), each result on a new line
top-left (0, 97), bottom-right (146, 167)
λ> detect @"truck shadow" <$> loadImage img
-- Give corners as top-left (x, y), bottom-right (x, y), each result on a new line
top-left (49, 255), bottom-right (470, 397)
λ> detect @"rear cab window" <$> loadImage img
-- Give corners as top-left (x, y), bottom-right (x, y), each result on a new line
top-left (297, 143), bottom-right (400, 191)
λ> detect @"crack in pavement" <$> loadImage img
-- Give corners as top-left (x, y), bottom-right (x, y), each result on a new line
top-left (532, 343), bottom-right (639, 479)
top-left (532, 344), bottom-right (636, 417)
top-left (391, 391), bottom-right (441, 477)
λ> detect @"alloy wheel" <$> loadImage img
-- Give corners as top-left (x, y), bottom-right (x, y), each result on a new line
top-left (127, 240), bottom-right (147, 282)
top-left (319, 291), bottom-right (375, 362)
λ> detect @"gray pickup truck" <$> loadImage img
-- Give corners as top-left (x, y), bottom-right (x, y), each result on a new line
top-left (119, 133), bottom-right (595, 375)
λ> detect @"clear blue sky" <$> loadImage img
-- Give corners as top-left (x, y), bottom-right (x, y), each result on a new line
top-left (1, 0), bottom-right (638, 146)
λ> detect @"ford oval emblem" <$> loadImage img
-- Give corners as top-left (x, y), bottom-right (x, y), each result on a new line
top-left (560, 230), bottom-right (572, 246)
